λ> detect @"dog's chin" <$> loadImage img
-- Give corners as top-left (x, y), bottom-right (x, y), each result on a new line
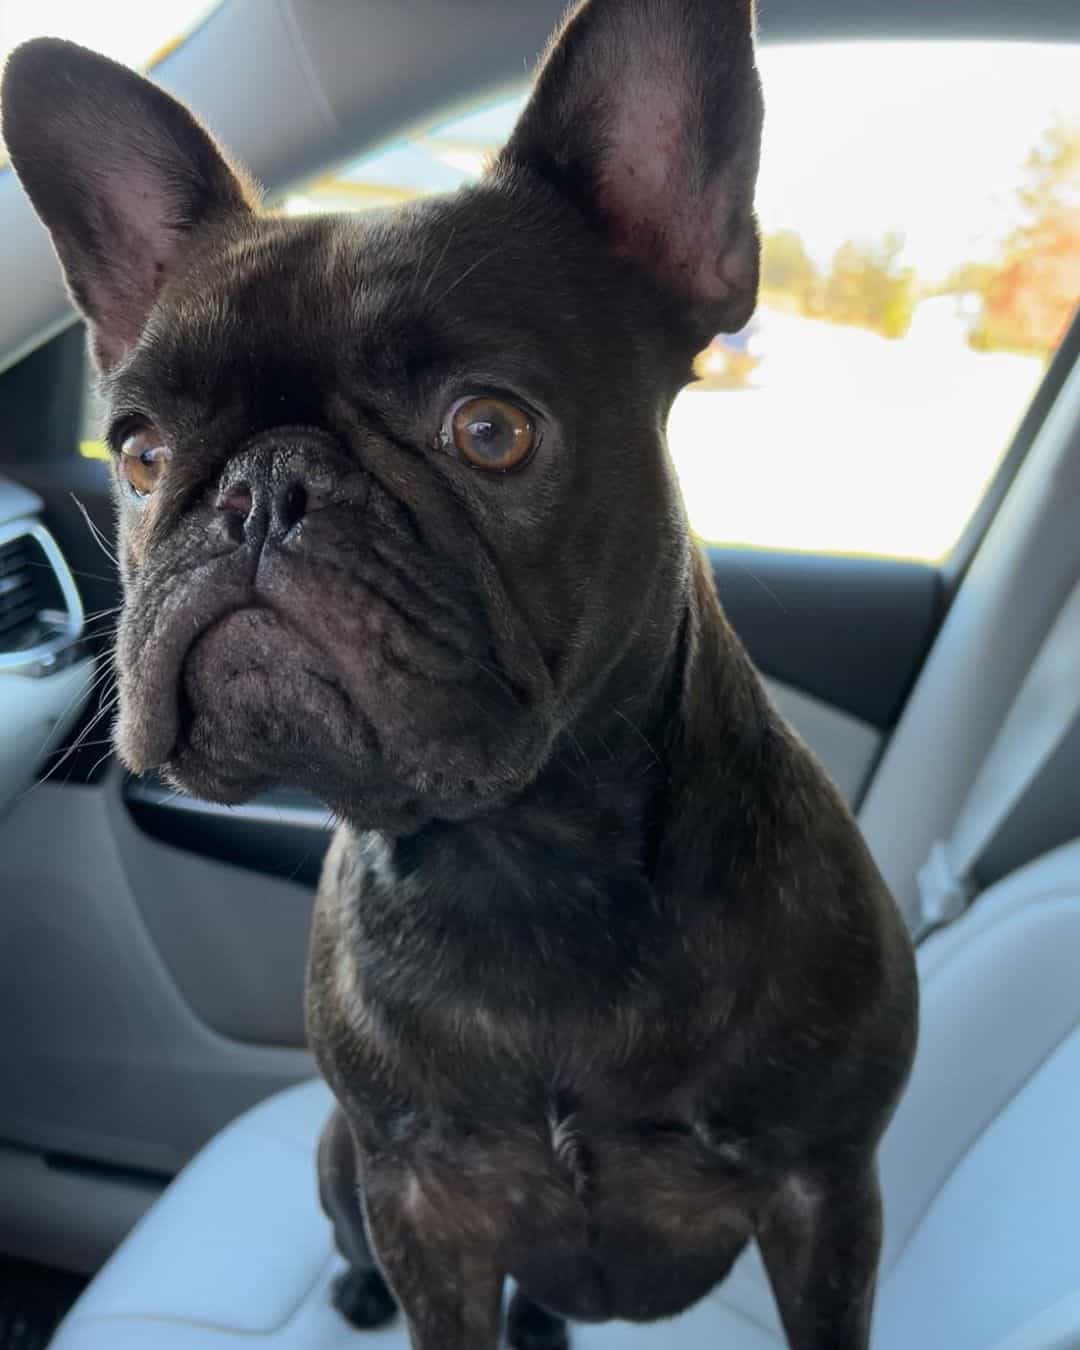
top-left (117, 606), bottom-right (555, 830)
top-left (161, 608), bottom-right (379, 806)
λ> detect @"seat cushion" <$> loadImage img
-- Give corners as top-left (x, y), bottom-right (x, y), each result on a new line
top-left (873, 841), bottom-right (1080, 1350)
top-left (50, 1078), bottom-right (783, 1349)
top-left (52, 842), bottom-right (1080, 1350)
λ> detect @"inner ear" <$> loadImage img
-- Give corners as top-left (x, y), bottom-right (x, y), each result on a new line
top-left (497, 0), bottom-right (764, 342)
top-left (1, 37), bottom-right (256, 370)
top-left (66, 158), bottom-right (207, 367)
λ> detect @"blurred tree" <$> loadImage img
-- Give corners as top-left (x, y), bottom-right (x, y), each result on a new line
top-left (821, 231), bottom-right (916, 339)
top-left (969, 119), bottom-right (1080, 356)
top-left (760, 230), bottom-right (819, 311)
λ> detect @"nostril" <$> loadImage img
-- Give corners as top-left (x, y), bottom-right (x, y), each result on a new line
top-left (280, 481), bottom-right (308, 532)
top-left (217, 482), bottom-right (253, 518)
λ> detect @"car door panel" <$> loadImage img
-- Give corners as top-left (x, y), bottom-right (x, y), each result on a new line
top-left (762, 677), bottom-right (881, 803)
top-left (0, 774), bottom-right (315, 1177)
top-left (710, 548), bottom-right (943, 730)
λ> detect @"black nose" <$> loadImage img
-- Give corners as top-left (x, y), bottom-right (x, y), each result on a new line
top-left (217, 476), bottom-right (312, 534)
top-left (213, 429), bottom-right (345, 544)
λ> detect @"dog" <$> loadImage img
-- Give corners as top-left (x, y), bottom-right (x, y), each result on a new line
top-left (2, 3), bottom-right (917, 1346)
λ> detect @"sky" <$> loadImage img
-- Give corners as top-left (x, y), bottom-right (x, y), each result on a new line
top-left (755, 43), bottom-right (1078, 278)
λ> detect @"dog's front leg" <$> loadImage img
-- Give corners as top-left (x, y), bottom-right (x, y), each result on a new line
top-left (756, 1159), bottom-right (883, 1350)
top-left (364, 1165), bottom-right (505, 1350)
top-left (317, 1108), bottom-right (399, 1328)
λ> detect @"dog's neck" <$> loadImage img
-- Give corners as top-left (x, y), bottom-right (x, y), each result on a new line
top-left (370, 549), bottom-right (774, 918)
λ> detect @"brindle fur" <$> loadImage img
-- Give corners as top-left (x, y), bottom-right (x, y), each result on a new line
top-left (2, 3), bottom-right (917, 1347)
top-left (307, 553), bottom-right (914, 1348)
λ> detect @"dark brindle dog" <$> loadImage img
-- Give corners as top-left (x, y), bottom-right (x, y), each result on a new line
top-left (2, 4), bottom-right (917, 1347)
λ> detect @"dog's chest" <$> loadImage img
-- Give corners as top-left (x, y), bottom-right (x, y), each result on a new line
top-left (360, 1095), bottom-right (761, 1324)
top-left (307, 829), bottom-right (781, 1321)
top-left (310, 821), bottom-right (697, 1056)
top-left (313, 822), bottom-right (706, 1101)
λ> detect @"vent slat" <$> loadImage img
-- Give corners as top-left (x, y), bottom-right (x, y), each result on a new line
top-left (0, 535), bottom-right (44, 649)
top-left (0, 573), bottom-right (33, 600)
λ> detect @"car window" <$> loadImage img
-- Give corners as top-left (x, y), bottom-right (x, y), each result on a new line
top-left (80, 41), bottom-right (1078, 564)
top-left (0, 0), bottom-right (221, 102)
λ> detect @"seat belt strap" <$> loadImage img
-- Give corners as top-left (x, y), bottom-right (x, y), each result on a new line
top-left (915, 575), bottom-right (1080, 939)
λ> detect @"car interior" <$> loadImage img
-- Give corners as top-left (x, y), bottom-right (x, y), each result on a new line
top-left (0, 0), bottom-right (1078, 1347)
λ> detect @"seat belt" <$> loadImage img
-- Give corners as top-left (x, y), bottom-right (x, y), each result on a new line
top-left (914, 575), bottom-right (1080, 940)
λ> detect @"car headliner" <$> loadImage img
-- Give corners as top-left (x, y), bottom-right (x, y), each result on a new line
top-left (0, 0), bottom-right (1077, 374)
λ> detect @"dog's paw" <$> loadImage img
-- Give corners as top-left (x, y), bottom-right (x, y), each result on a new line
top-left (507, 1292), bottom-right (570, 1350)
top-left (331, 1267), bottom-right (397, 1329)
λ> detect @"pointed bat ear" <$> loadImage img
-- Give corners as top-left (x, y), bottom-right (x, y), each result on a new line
top-left (498, 0), bottom-right (763, 345)
top-left (1, 37), bottom-right (257, 370)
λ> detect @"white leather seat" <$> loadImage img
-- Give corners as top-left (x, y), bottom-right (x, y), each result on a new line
top-left (50, 841), bottom-right (1080, 1350)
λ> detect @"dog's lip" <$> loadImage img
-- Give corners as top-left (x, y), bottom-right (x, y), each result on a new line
top-left (116, 578), bottom-right (256, 774)
top-left (168, 605), bottom-right (358, 800)
top-left (129, 584), bottom-right (364, 776)
top-left (116, 549), bottom-right (548, 785)
top-left (122, 580), bottom-right (344, 777)
top-left (118, 565), bottom-right (400, 776)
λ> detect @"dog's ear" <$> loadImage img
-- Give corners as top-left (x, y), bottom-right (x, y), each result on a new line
top-left (1, 38), bottom-right (255, 370)
top-left (498, 0), bottom-right (763, 343)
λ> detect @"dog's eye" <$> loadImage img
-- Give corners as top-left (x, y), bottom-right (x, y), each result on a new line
top-left (440, 396), bottom-right (536, 472)
top-left (119, 425), bottom-right (171, 496)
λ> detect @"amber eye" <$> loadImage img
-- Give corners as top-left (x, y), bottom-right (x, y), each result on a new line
top-left (119, 425), bottom-right (171, 496)
top-left (441, 396), bottom-right (536, 472)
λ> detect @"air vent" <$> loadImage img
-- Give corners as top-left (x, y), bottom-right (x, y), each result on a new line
top-left (0, 521), bottom-right (84, 671)
top-left (0, 533), bottom-right (43, 650)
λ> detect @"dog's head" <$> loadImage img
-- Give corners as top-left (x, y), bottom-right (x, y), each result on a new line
top-left (1, 0), bottom-right (762, 829)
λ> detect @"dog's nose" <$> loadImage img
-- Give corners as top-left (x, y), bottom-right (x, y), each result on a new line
top-left (213, 429), bottom-right (346, 544)
top-left (215, 476), bottom-right (322, 534)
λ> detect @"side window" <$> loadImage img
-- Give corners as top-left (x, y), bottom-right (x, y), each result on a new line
top-left (78, 42), bottom-right (1077, 564)
top-left (285, 42), bottom-right (1078, 564)
top-left (4, 0), bottom-right (230, 462)
top-left (80, 366), bottom-right (110, 461)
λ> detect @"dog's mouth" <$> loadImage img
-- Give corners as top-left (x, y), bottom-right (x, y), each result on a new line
top-left (114, 559), bottom-right (558, 825)
top-left (169, 604), bottom-right (372, 804)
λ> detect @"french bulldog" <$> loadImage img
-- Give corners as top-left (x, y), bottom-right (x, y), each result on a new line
top-left (2, 2), bottom-right (917, 1347)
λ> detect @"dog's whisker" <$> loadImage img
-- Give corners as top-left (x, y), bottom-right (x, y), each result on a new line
top-left (23, 559), bottom-right (119, 587)
top-left (611, 708), bottom-right (664, 772)
top-left (431, 245), bottom-right (504, 308)
top-left (286, 844), bottom-right (321, 884)
top-left (419, 224), bottom-right (457, 301)
top-left (32, 659), bottom-right (117, 762)
top-left (85, 745), bottom-right (117, 782)
top-left (462, 656), bottom-right (521, 708)
top-left (81, 603), bottom-right (122, 623)
top-left (410, 229), bottom-right (430, 296)
top-left (560, 729), bottom-right (599, 787)
top-left (70, 492), bottom-right (120, 568)
top-left (21, 693), bottom-right (118, 799)
top-left (81, 621), bottom-right (121, 641)
top-left (729, 558), bottom-right (788, 615)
